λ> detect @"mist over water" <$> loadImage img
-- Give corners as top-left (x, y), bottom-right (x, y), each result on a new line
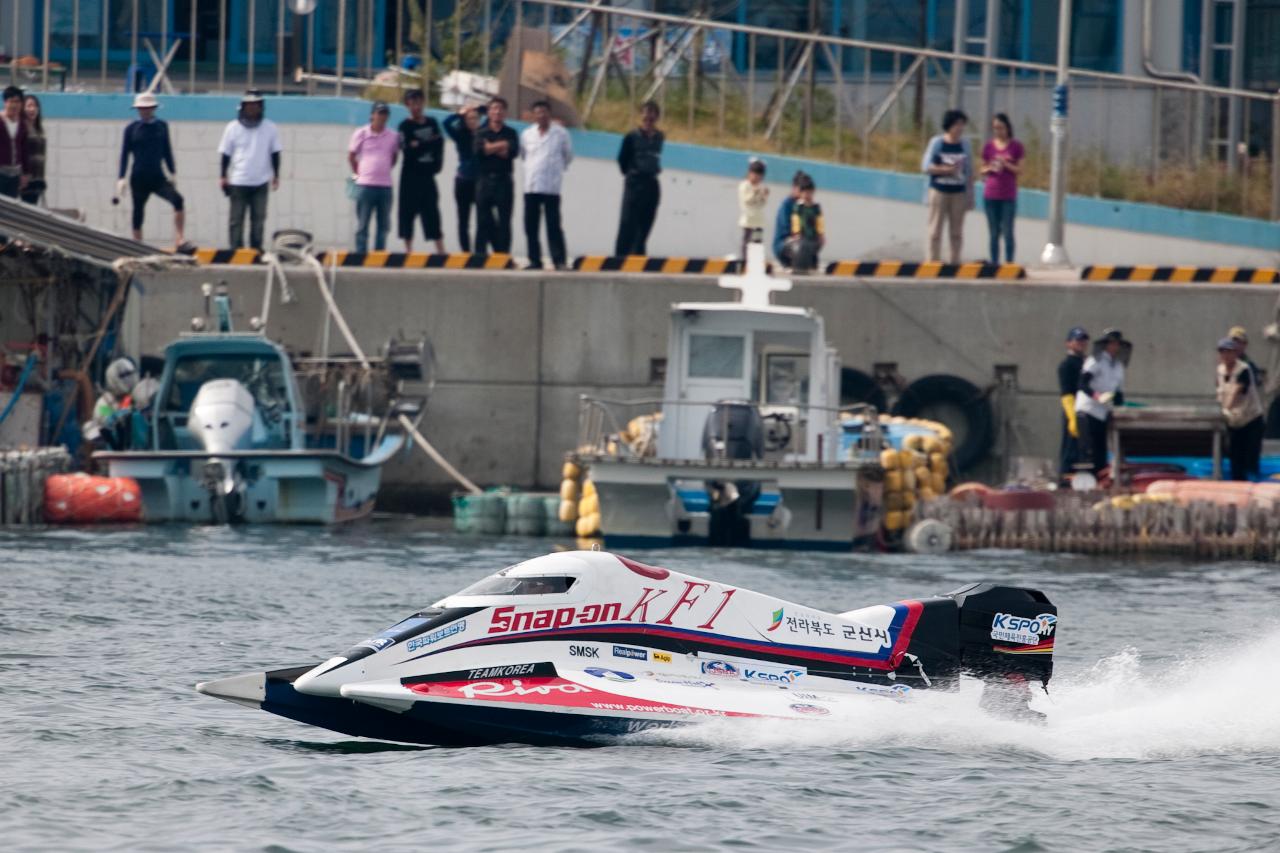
top-left (3, 523), bottom-right (1279, 851)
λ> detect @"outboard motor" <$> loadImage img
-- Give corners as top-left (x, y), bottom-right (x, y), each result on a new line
top-left (189, 379), bottom-right (261, 521)
top-left (701, 401), bottom-right (765, 547)
top-left (951, 583), bottom-right (1056, 722)
top-left (701, 401), bottom-right (764, 461)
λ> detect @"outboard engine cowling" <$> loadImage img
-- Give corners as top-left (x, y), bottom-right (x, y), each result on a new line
top-left (948, 582), bottom-right (1056, 690)
top-left (190, 379), bottom-right (258, 454)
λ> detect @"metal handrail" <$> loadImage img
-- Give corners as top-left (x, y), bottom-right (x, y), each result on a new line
top-left (528, 0), bottom-right (1279, 104)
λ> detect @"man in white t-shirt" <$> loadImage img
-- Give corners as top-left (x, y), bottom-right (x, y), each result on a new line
top-left (217, 89), bottom-right (282, 250)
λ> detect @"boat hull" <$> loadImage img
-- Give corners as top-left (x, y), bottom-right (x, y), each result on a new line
top-left (97, 450), bottom-right (386, 524)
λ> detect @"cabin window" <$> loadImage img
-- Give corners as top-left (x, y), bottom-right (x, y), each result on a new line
top-left (456, 576), bottom-right (577, 596)
top-left (165, 354), bottom-right (290, 413)
top-left (688, 334), bottom-right (745, 379)
top-left (764, 353), bottom-right (810, 405)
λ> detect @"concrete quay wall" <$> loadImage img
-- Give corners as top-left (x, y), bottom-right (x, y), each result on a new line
top-left (125, 267), bottom-right (1280, 509)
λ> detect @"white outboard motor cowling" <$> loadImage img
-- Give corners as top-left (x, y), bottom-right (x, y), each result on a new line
top-left (190, 379), bottom-right (257, 454)
top-left (189, 379), bottom-right (262, 518)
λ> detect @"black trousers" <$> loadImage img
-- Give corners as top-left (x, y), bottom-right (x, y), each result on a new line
top-left (614, 175), bottom-right (660, 256)
top-left (524, 192), bottom-right (566, 268)
top-left (398, 175), bottom-right (441, 242)
top-left (1084, 413), bottom-right (1110, 476)
top-left (1228, 416), bottom-right (1265, 481)
top-left (474, 174), bottom-right (513, 254)
top-left (454, 177), bottom-right (476, 252)
top-left (1058, 414), bottom-right (1081, 476)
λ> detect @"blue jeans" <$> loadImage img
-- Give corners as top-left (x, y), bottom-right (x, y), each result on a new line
top-left (354, 185), bottom-right (392, 253)
top-left (984, 197), bottom-right (1016, 264)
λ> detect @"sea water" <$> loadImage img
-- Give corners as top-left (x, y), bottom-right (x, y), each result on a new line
top-left (2, 521), bottom-right (1278, 851)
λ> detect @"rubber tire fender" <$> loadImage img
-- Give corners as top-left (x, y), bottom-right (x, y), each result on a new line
top-left (892, 374), bottom-right (993, 471)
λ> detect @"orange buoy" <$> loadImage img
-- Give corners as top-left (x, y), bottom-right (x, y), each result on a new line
top-left (44, 474), bottom-right (143, 523)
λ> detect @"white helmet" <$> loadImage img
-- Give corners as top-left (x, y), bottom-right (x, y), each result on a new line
top-left (105, 357), bottom-right (139, 397)
top-left (132, 92), bottom-right (159, 110)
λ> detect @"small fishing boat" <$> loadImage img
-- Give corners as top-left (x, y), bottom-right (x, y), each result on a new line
top-left (95, 283), bottom-right (430, 523)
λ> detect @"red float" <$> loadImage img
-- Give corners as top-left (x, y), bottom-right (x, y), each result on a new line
top-left (44, 474), bottom-right (143, 523)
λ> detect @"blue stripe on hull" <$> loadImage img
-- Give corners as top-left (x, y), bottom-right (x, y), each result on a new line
top-left (260, 675), bottom-right (682, 746)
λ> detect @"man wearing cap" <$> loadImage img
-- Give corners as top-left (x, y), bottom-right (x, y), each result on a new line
top-left (1075, 328), bottom-right (1128, 476)
top-left (1216, 337), bottom-right (1265, 481)
top-left (117, 92), bottom-right (190, 249)
top-left (397, 89), bottom-right (444, 254)
top-left (217, 89), bottom-right (282, 251)
top-left (1057, 326), bottom-right (1089, 478)
top-left (348, 102), bottom-right (399, 253)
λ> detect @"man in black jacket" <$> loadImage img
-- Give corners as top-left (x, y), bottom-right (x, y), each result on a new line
top-left (614, 101), bottom-right (664, 256)
top-left (473, 96), bottom-right (519, 254)
top-left (397, 89), bottom-right (445, 253)
top-left (1057, 326), bottom-right (1089, 479)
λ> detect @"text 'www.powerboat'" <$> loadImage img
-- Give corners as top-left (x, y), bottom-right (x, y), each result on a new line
top-left (196, 551), bottom-right (1057, 745)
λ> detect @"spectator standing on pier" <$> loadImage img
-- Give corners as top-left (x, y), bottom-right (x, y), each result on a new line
top-left (1227, 326), bottom-right (1262, 388)
top-left (980, 113), bottom-right (1023, 265)
top-left (117, 93), bottom-right (191, 249)
top-left (21, 95), bottom-right (45, 205)
top-left (772, 171), bottom-right (805, 267)
top-left (1057, 326), bottom-right (1090, 478)
top-left (1075, 328), bottom-right (1128, 476)
top-left (473, 96), bottom-right (519, 254)
top-left (442, 104), bottom-right (486, 252)
top-left (520, 99), bottom-right (573, 270)
top-left (787, 174), bottom-right (824, 273)
top-left (614, 100), bottom-right (664, 256)
top-left (397, 89), bottom-right (445, 254)
top-left (738, 158), bottom-right (768, 259)
top-left (348, 102), bottom-right (399, 254)
top-left (1216, 337), bottom-right (1265, 481)
top-left (0, 86), bottom-right (29, 200)
top-left (921, 109), bottom-right (973, 264)
top-left (218, 89), bottom-right (282, 251)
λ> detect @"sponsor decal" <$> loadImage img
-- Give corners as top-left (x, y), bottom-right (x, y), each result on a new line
top-left (405, 620), bottom-right (467, 652)
top-left (767, 608), bottom-right (784, 632)
top-left (458, 679), bottom-right (593, 699)
top-left (486, 586), bottom-right (738, 635)
top-left (651, 651), bottom-right (673, 664)
top-left (842, 624), bottom-right (892, 647)
top-left (640, 671), bottom-right (718, 688)
top-left (358, 636), bottom-right (396, 652)
top-left (741, 665), bottom-right (806, 684)
top-left (850, 683), bottom-right (912, 698)
top-left (569, 644), bottom-right (601, 658)
top-left (990, 612), bottom-right (1057, 646)
top-left (612, 645), bottom-right (648, 661)
top-left (789, 703), bottom-right (831, 716)
top-left (466, 663), bottom-right (540, 680)
top-left (701, 660), bottom-right (739, 678)
top-left (584, 667), bottom-right (636, 682)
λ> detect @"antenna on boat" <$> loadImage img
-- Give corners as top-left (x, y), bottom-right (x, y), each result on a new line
top-left (718, 242), bottom-right (791, 309)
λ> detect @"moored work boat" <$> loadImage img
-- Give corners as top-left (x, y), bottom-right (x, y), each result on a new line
top-left (95, 283), bottom-right (431, 523)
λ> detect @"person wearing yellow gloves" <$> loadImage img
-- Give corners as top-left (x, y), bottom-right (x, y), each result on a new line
top-left (1057, 326), bottom-right (1089, 479)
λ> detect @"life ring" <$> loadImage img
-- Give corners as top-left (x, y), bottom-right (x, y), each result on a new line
top-left (892, 374), bottom-right (993, 470)
top-left (840, 368), bottom-right (887, 412)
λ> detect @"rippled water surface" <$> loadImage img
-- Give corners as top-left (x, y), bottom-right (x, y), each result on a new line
top-left (4, 521), bottom-right (1280, 852)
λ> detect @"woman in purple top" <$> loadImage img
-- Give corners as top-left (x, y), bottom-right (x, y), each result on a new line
top-left (980, 113), bottom-right (1024, 265)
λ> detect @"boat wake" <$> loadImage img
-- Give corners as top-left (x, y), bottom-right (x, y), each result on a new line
top-left (639, 628), bottom-right (1280, 760)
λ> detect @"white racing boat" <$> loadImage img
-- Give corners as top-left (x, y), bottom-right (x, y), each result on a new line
top-left (197, 551), bottom-right (1057, 745)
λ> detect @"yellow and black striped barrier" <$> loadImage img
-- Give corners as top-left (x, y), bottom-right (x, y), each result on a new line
top-left (1081, 265), bottom-right (1280, 284)
top-left (573, 256), bottom-right (745, 275)
top-left (825, 260), bottom-right (1027, 279)
top-left (192, 249), bottom-right (518, 270)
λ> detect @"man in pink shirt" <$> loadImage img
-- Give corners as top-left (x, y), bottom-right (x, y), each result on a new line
top-left (348, 102), bottom-right (399, 253)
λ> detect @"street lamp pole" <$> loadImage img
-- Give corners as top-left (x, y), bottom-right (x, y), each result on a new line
top-left (1040, 0), bottom-right (1072, 267)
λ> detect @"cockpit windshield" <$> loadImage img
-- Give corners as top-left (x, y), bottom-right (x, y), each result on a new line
top-left (456, 575), bottom-right (576, 596)
top-left (166, 354), bottom-right (291, 415)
